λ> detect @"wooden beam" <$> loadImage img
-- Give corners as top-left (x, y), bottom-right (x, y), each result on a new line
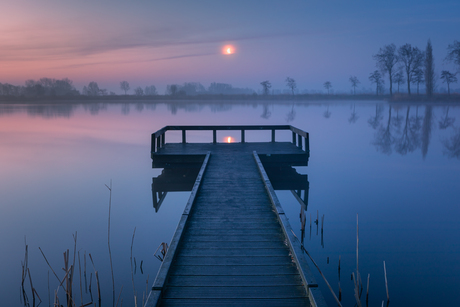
top-left (148, 152), bottom-right (211, 302)
top-left (253, 151), bottom-right (326, 307)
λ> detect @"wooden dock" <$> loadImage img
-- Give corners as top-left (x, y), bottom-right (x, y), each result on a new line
top-left (146, 126), bottom-right (326, 307)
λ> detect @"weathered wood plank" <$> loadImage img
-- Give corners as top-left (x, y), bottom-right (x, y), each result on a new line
top-left (162, 286), bottom-right (307, 299)
top-left (159, 298), bottom-right (310, 307)
top-left (176, 248), bottom-right (290, 257)
top-left (173, 255), bottom-right (294, 266)
top-left (181, 228), bottom-right (281, 235)
top-left (166, 275), bottom-right (304, 287)
top-left (169, 264), bottom-right (299, 276)
top-left (178, 241), bottom-right (287, 249)
top-left (180, 234), bottom-right (284, 242)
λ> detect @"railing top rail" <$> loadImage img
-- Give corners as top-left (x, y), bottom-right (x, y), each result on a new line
top-left (152, 125), bottom-right (308, 138)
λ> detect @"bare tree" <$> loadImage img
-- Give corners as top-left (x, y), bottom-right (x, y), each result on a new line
top-left (84, 81), bottom-right (101, 96)
top-left (398, 44), bottom-right (424, 95)
top-left (134, 87), bottom-right (144, 96)
top-left (144, 85), bottom-right (158, 95)
top-left (369, 71), bottom-right (384, 95)
top-left (260, 81), bottom-right (272, 95)
top-left (440, 71), bottom-right (458, 95)
top-left (349, 76), bottom-right (360, 95)
top-left (393, 69), bottom-right (405, 93)
top-left (167, 84), bottom-right (178, 95)
top-left (373, 44), bottom-right (398, 96)
top-left (411, 68), bottom-right (424, 94)
top-left (446, 40), bottom-right (460, 72)
top-left (285, 77), bottom-right (297, 95)
top-left (323, 81), bottom-right (332, 94)
top-left (120, 81), bottom-right (130, 95)
top-left (425, 39), bottom-right (435, 98)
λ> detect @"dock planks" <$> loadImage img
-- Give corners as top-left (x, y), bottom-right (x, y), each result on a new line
top-left (154, 145), bottom-right (310, 307)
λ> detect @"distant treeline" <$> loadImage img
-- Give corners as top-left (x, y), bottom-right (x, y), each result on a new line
top-left (0, 39), bottom-right (459, 102)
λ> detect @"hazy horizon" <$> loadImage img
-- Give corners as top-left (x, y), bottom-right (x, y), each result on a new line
top-left (1, 1), bottom-right (459, 94)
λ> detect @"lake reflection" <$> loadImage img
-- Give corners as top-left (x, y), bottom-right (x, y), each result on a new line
top-left (0, 101), bottom-right (459, 307)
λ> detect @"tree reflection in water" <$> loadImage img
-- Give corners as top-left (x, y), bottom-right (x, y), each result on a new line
top-left (421, 106), bottom-right (433, 159)
top-left (443, 128), bottom-right (460, 159)
top-left (395, 107), bottom-right (421, 155)
top-left (373, 106), bottom-right (394, 155)
top-left (260, 105), bottom-right (271, 119)
top-left (286, 103), bottom-right (296, 122)
top-left (368, 104), bottom-right (384, 129)
top-left (348, 104), bottom-right (359, 123)
top-left (323, 105), bottom-right (331, 119)
top-left (439, 106), bottom-right (455, 129)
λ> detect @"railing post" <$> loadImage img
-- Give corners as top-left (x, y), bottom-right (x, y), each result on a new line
top-left (182, 130), bottom-right (186, 144)
top-left (241, 130), bottom-right (245, 143)
top-left (162, 133), bottom-right (165, 145)
top-left (271, 129), bottom-right (275, 142)
top-left (305, 133), bottom-right (310, 153)
top-left (151, 134), bottom-right (155, 153)
top-left (298, 134), bottom-right (302, 149)
top-left (292, 131), bottom-right (296, 145)
top-left (213, 130), bottom-right (216, 144)
top-left (157, 136), bottom-right (161, 150)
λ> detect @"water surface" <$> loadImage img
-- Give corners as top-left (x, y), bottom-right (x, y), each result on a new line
top-left (0, 101), bottom-right (459, 306)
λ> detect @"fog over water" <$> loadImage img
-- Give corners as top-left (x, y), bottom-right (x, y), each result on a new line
top-left (0, 100), bottom-right (459, 307)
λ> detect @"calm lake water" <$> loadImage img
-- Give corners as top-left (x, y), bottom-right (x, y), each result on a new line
top-left (1, 100), bottom-right (459, 307)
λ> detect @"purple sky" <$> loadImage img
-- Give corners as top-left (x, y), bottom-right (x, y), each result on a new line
top-left (0, 0), bottom-right (459, 93)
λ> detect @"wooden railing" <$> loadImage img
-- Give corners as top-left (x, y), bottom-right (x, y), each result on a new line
top-left (151, 125), bottom-right (309, 154)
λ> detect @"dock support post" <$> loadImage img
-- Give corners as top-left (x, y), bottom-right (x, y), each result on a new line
top-left (298, 134), bottom-right (302, 149)
top-left (292, 132), bottom-right (296, 145)
top-left (213, 130), bottom-right (216, 143)
top-left (241, 130), bottom-right (245, 143)
top-left (271, 129), bottom-right (275, 142)
top-left (182, 130), bottom-right (186, 143)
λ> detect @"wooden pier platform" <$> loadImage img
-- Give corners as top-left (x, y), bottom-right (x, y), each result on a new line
top-left (145, 126), bottom-right (326, 307)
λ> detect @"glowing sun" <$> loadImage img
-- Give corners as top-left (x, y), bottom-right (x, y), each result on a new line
top-left (222, 45), bottom-right (235, 55)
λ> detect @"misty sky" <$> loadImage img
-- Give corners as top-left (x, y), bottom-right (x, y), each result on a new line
top-left (1, 0), bottom-right (459, 94)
